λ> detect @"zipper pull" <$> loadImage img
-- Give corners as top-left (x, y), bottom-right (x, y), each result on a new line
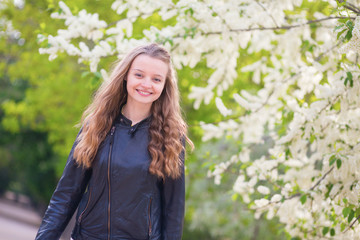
top-left (110, 126), bottom-right (116, 144)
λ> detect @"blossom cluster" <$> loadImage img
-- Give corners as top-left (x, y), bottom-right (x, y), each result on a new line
top-left (0, 0), bottom-right (23, 44)
top-left (37, 0), bottom-right (360, 238)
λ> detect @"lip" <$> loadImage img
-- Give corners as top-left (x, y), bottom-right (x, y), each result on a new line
top-left (136, 89), bottom-right (152, 96)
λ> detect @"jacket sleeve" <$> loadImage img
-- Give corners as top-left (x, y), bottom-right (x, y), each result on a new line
top-left (161, 140), bottom-right (186, 240)
top-left (35, 129), bottom-right (92, 240)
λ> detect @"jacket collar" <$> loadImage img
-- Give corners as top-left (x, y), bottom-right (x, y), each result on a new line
top-left (117, 113), bottom-right (151, 137)
top-left (118, 112), bottom-right (152, 127)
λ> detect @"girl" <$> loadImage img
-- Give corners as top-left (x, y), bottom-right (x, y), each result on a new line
top-left (35, 43), bottom-right (192, 240)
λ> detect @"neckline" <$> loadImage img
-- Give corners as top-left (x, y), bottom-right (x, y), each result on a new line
top-left (118, 112), bottom-right (151, 127)
top-left (121, 103), bottom-right (152, 126)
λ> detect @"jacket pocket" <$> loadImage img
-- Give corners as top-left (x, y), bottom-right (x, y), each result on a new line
top-left (119, 196), bottom-right (151, 239)
top-left (78, 188), bottom-right (92, 224)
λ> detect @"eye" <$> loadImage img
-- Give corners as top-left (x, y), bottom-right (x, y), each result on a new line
top-left (135, 73), bottom-right (142, 78)
top-left (154, 78), bottom-right (161, 82)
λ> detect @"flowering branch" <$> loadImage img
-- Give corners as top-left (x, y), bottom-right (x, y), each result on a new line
top-left (337, 0), bottom-right (360, 14)
top-left (309, 166), bottom-right (334, 191)
top-left (203, 16), bottom-right (354, 35)
top-left (254, 166), bottom-right (335, 210)
top-left (253, 0), bottom-right (279, 27)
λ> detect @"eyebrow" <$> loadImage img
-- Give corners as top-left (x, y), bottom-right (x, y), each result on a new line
top-left (132, 68), bottom-right (165, 78)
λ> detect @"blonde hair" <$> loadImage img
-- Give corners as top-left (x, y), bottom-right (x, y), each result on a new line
top-left (73, 43), bottom-right (192, 179)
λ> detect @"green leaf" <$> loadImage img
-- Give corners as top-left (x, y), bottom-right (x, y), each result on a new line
top-left (355, 207), bottom-right (360, 216)
top-left (337, 28), bottom-right (347, 39)
top-left (325, 184), bottom-right (333, 198)
top-left (341, 222), bottom-right (346, 231)
top-left (346, 20), bottom-right (354, 29)
top-left (322, 227), bottom-right (329, 235)
top-left (81, 71), bottom-right (90, 78)
top-left (343, 207), bottom-right (351, 218)
top-left (300, 195), bottom-right (307, 205)
top-left (345, 29), bottom-right (353, 41)
top-left (329, 155), bottom-right (336, 166)
top-left (330, 228), bottom-right (335, 236)
top-left (348, 210), bottom-right (355, 223)
top-left (94, 71), bottom-right (102, 79)
top-left (334, 24), bottom-right (344, 31)
top-left (309, 134), bottom-right (316, 143)
top-left (336, 159), bottom-right (342, 169)
top-left (347, 72), bottom-right (353, 87)
top-left (231, 193), bottom-right (238, 201)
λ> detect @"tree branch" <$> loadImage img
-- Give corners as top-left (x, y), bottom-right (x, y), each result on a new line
top-left (253, 0), bottom-right (279, 27)
top-left (309, 166), bottom-right (334, 191)
top-left (343, 214), bottom-right (360, 233)
top-left (337, 0), bottom-right (360, 14)
top-left (314, 41), bottom-right (342, 62)
top-left (203, 16), bottom-right (354, 35)
top-left (254, 165), bottom-right (335, 210)
top-left (284, 166), bottom-right (335, 201)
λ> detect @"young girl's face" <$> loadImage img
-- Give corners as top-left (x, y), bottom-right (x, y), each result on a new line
top-left (126, 54), bottom-right (168, 108)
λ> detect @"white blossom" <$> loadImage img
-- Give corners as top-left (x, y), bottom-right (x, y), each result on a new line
top-left (254, 198), bottom-right (269, 208)
top-left (215, 97), bottom-right (232, 117)
top-left (257, 185), bottom-right (270, 195)
top-left (271, 194), bottom-right (282, 202)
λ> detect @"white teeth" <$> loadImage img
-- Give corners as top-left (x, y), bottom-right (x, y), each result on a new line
top-left (138, 90), bottom-right (151, 95)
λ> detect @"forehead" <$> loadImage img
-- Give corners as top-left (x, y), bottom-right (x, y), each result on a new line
top-left (130, 54), bottom-right (168, 77)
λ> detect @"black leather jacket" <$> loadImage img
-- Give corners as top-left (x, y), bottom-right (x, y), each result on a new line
top-left (35, 114), bottom-right (185, 240)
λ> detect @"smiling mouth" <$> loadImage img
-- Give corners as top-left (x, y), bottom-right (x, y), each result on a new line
top-left (136, 89), bottom-right (152, 96)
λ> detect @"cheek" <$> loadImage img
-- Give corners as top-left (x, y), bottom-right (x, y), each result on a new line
top-left (126, 79), bottom-right (134, 92)
top-left (158, 82), bottom-right (166, 93)
top-left (155, 87), bottom-right (164, 97)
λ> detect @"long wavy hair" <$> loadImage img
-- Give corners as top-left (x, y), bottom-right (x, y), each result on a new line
top-left (73, 43), bottom-right (193, 179)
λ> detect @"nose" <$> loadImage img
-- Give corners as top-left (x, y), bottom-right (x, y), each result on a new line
top-left (141, 77), bottom-right (151, 88)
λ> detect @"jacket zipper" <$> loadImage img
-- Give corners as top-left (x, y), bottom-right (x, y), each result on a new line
top-left (78, 189), bottom-right (92, 224)
top-left (148, 197), bottom-right (152, 236)
top-left (108, 126), bottom-right (116, 240)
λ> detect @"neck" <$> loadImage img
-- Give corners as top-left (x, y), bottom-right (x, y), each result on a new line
top-left (122, 102), bottom-right (152, 125)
